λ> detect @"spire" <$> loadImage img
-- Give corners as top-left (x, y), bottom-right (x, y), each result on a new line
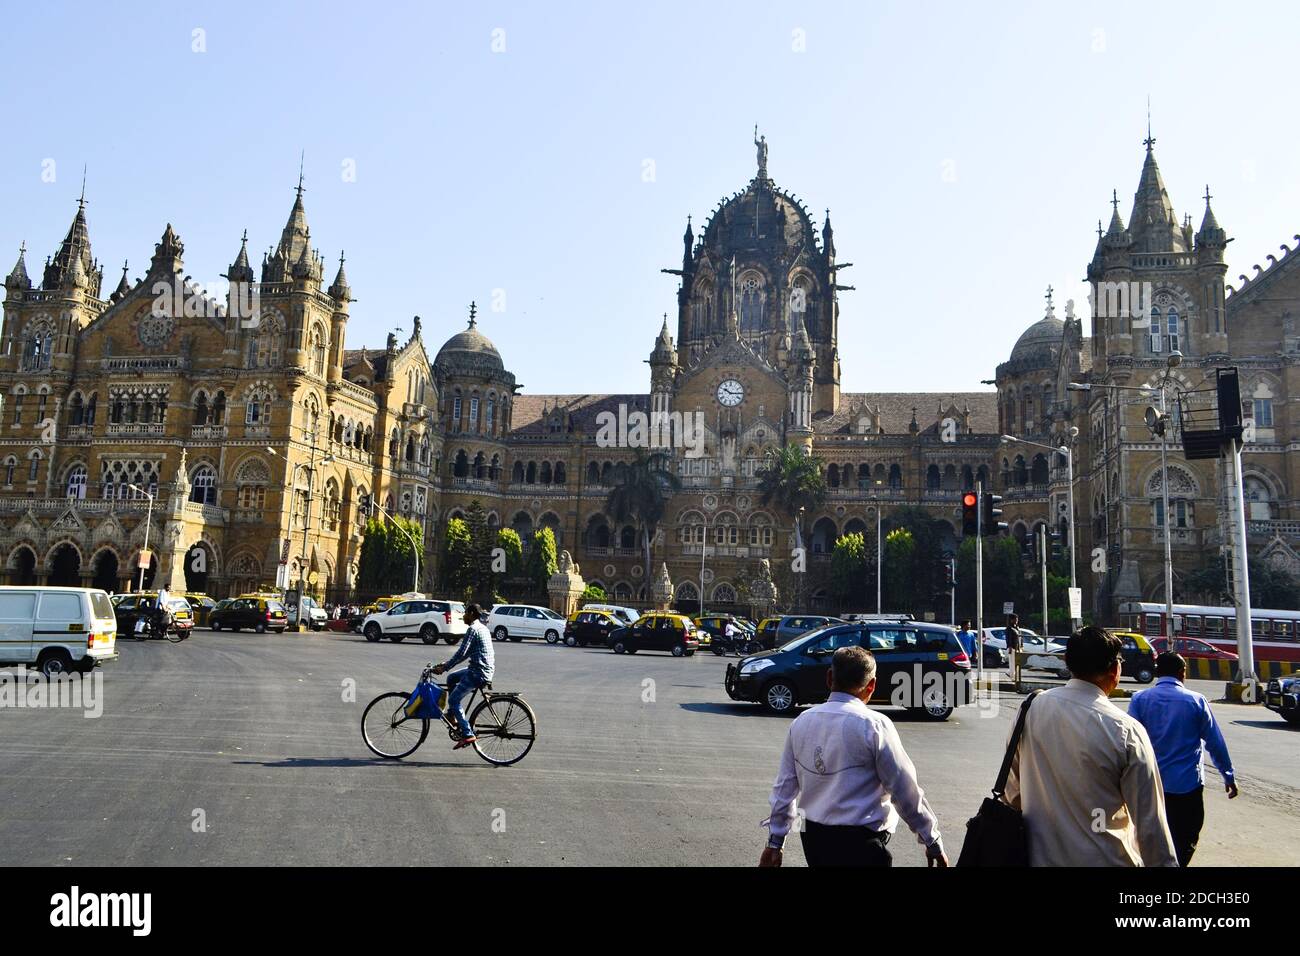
top-left (1196, 184), bottom-right (1228, 254)
top-left (1104, 189), bottom-right (1129, 246)
top-left (44, 196), bottom-right (100, 294)
top-left (277, 166), bottom-right (311, 264)
top-left (651, 312), bottom-right (675, 365)
top-left (329, 251), bottom-right (351, 301)
top-left (5, 242), bottom-right (31, 291)
top-left (110, 260), bottom-right (131, 302)
top-left (226, 229), bottom-right (254, 284)
top-left (822, 209), bottom-right (835, 256)
top-left (291, 227), bottom-right (317, 279)
top-left (1128, 128), bottom-right (1185, 253)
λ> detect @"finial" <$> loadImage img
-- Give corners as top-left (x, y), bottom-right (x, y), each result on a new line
top-left (18, 241), bottom-right (25, 256)
top-left (338, 250), bottom-right (345, 265)
top-left (1204, 184), bottom-right (1213, 207)
top-left (296, 150), bottom-right (305, 197)
top-left (468, 301), bottom-right (478, 328)
top-left (78, 166), bottom-right (87, 208)
top-left (1144, 97), bottom-right (1155, 151)
top-left (1111, 189), bottom-right (1120, 211)
top-left (121, 259), bottom-right (128, 274)
top-left (1097, 220), bottom-right (1103, 240)
top-left (1045, 285), bottom-right (1054, 313)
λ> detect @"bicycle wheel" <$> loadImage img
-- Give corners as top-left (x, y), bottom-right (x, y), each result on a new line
top-left (362, 692), bottom-right (430, 759)
top-left (469, 695), bottom-right (537, 766)
top-left (166, 629), bottom-right (184, 643)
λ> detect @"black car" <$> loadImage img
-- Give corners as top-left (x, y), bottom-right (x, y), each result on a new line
top-left (209, 596), bottom-right (289, 633)
top-left (1265, 675), bottom-right (1300, 726)
top-left (563, 610), bottom-right (620, 647)
top-left (724, 620), bottom-right (972, 720)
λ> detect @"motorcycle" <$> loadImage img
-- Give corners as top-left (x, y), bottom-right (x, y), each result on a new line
top-left (710, 629), bottom-right (761, 657)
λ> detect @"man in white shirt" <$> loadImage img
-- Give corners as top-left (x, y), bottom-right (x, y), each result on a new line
top-left (761, 645), bottom-right (948, 867)
top-left (1004, 625), bottom-right (1177, 867)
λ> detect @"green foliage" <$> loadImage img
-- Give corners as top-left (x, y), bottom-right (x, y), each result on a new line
top-left (581, 583), bottom-right (607, 603)
top-left (882, 527), bottom-right (917, 610)
top-left (830, 532), bottom-right (868, 604)
top-left (1185, 554), bottom-right (1300, 610)
top-left (604, 449), bottom-right (682, 579)
top-left (359, 515), bottom-right (424, 593)
top-left (464, 501), bottom-right (497, 604)
top-left (496, 528), bottom-right (523, 576)
top-left (756, 445), bottom-right (827, 540)
top-left (526, 526), bottom-right (559, 595)
top-left (439, 516), bottom-right (472, 595)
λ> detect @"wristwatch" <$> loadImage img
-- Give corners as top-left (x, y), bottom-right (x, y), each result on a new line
top-left (766, 834), bottom-right (786, 851)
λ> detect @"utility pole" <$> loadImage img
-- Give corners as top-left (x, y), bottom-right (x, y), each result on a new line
top-left (1040, 529), bottom-right (1049, 639)
top-left (1225, 436), bottom-right (1256, 696)
top-left (975, 480), bottom-right (984, 690)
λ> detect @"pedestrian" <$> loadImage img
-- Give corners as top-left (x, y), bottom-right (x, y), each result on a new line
top-left (956, 620), bottom-right (976, 661)
top-left (1127, 652), bottom-right (1238, 867)
top-left (1004, 625), bottom-right (1177, 867)
top-left (1005, 613), bottom-right (1022, 681)
top-left (761, 645), bottom-right (948, 868)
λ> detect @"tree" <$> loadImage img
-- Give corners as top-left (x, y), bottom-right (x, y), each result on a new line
top-left (756, 445), bottom-right (827, 547)
top-left (604, 449), bottom-right (681, 583)
top-left (496, 527), bottom-right (523, 577)
top-left (464, 501), bottom-right (496, 604)
top-left (359, 514), bottom-right (423, 594)
top-left (1185, 554), bottom-right (1300, 610)
top-left (830, 532), bottom-right (868, 609)
top-left (525, 526), bottom-right (559, 597)
top-left (439, 516), bottom-right (472, 595)
top-left (581, 583), bottom-right (606, 603)
top-left (882, 527), bottom-right (916, 611)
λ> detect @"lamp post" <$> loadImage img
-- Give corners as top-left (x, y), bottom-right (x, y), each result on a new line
top-left (1001, 428), bottom-right (1079, 629)
top-left (128, 483), bottom-right (154, 592)
top-left (368, 494), bottom-right (421, 595)
top-left (1069, 350), bottom-right (1181, 633)
top-left (797, 505), bottom-right (806, 613)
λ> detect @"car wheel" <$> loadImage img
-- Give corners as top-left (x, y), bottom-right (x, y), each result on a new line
top-left (1285, 712), bottom-right (1300, 727)
top-left (493, 626), bottom-right (508, 642)
top-left (613, 641), bottom-right (626, 655)
top-left (545, 629), bottom-right (560, 645)
top-left (443, 635), bottom-right (457, 645)
top-left (255, 623), bottom-right (267, 634)
top-left (364, 623), bottom-right (382, 643)
top-left (38, 650), bottom-right (73, 678)
top-left (564, 634), bottom-right (577, 647)
top-left (762, 680), bottom-right (797, 715)
top-left (211, 621), bottom-right (221, 632)
top-left (671, 644), bottom-right (685, 657)
top-left (420, 624), bottom-right (439, 645)
top-left (1135, 666), bottom-right (1154, 684)
top-left (917, 697), bottom-right (955, 721)
top-left (710, 643), bottom-right (726, 656)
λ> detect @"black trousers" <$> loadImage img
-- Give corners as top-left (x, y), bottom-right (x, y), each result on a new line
top-left (800, 820), bottom-right (892, 867)
top-left (1164, 787), bottom-right (1205, 868)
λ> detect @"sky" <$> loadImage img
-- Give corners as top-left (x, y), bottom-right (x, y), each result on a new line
top-left (1, 0), bottom-right (1297, 396)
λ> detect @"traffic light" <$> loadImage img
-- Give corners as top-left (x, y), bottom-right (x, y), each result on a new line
top-left (981, 492), bottom-right (1005, 537)
top-left (942, 558), bottom-right (955, 589)
top-left (961, 491), bottom-right (979, 537)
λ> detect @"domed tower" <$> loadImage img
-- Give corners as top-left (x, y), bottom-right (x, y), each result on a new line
top-left (433, 303), bottom-right (517, 486)
top-left (672, 133), bottom-right (846, 415)
top-left (996, 288), bottom-right (1065, 442)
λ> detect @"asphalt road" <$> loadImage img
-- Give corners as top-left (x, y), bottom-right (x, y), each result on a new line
top-left (1, 631), bottom-right (1296, 867)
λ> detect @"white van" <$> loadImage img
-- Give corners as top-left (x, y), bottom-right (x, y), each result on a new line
top-left (580, 603), bottom-right (642, 627)
top-left (0, 586), bottom-right (119, 677)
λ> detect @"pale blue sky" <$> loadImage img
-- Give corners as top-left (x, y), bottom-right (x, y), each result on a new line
top-left (2, 1), bottom-right (1296, 393)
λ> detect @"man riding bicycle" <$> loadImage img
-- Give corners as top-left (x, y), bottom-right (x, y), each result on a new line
top-left (432, 603), bottom-right (494, 749)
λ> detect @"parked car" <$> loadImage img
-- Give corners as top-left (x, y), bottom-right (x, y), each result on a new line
top-left (113, 592), bottom-right (194, 637)
top-left (182, 593), bottom-right (217, 627)
top-left (564, 609), bottom-right (622, 647)
top-left (1149, 636), bottom-right (1239, 661)
top-left (362, 599), bottom-right (466, 644)
top-left (1264, 675), bottom-right (1300, 726)
top-left (485, 604), bottom-right (568, 643)
top-left (209, 595), bottom-right (288, 633)
top-left (755, 617), bottom-right (783, 650)
top-left (773, 615), bottom-right (843, 644)
top-left (0, 586), bottom-right (119, 677)
top-left (725, 619), bottom-right (972, 720)
top-left (580, 603), bottom-right (641, 626)
top-left (608, 612), bottom-right (699, 657)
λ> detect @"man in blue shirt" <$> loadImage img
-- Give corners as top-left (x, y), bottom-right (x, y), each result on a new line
top-left (1128, 652), bottom-right (1238, 866)
top-left (433, 603), bottom-right (495, 749)
top-left (955, 620), bottom-right (977, 661)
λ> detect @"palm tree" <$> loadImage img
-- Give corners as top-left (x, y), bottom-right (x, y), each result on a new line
top-left (605, 449), bottom-right (682, 596)
top-left (756, 444), bottom-right (827, 609)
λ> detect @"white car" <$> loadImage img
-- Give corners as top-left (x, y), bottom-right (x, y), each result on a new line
top-left (286, 595), bottom-right (329, 630)
top-left (486, 604), bottom-right (567, 643)
top-left (363, 598), bottom-right (466, 645)
top-left (982, 627), bottom-right (1069, 675)
top-left (580, 603), bottom-right (641, 626)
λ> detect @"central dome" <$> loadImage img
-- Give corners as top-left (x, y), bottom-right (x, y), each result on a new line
top-left (1010, 314), bottom-right (1064, 362)
top-left (436, 310), bottom-right (503, 372)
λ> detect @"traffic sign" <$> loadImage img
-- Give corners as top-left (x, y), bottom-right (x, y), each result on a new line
top-left (1068, 587), bottom-right (1082, 620)
top-left (1002, 602), bottom-right (1015, 615)
top-left (137, 549), bottom-right (152, 570)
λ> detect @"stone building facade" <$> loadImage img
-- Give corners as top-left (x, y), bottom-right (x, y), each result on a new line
top-left (1, 135), bottom-right (1294, 620)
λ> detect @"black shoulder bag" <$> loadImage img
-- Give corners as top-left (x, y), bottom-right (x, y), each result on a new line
top-left (956, 690), bottom-right (1039, 867)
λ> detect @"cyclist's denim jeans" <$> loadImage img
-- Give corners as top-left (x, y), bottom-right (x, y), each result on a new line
top-left (446, 669), bottom-right (486, 736)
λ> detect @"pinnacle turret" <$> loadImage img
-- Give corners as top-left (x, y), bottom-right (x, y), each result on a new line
top-left (226, 229), bottom-right (254, 284)
top-left (110, 261), bottom-right (131, 302)
top-left (5, 242), bottom-right (31, 291)
top-left (329, 251), bottom-right (351, 301)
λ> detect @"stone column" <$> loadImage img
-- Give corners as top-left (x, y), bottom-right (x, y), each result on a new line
top-left (547, 550), bottom-right (585, 617)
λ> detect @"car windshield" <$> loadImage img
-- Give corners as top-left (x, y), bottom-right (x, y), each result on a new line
top-left (779, 623), bottom-right (841, 652)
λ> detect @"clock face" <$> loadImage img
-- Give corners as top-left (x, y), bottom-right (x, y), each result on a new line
top-left (717, 379), bottom-right (744, 407)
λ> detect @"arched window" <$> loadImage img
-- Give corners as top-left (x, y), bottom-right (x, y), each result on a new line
top-left (28, 451), bottom-right (41, 482)
top-left (739, 273), bottom-right (764, 331)
top-left (473, 452), bottom-right (486, 480)
top-left (311, 325), bottom-right (327, 376)
top-left (512, 460), bottom-right (524, 483)
top-left (926, 465), bottom-right (940, 491)
top-left (212, 391), bottom-right (226, 425)
top-left (194, 392), bottom-right (209, 426)
top-left (485, 398), bottom-right (495, 434)
top-left (65, 465), bottom-right (87, 499)
top-left (324, 479), bottom-right (340, 531)
top-left (1167, 308), bottom-right (1180, 353)
top-left (68, 393), bottom-right (84, 426)
top-left (235, 458), bottom-right (270, 512)
top-left (554, 462), bottom-right (566, 485)
top-left (3, 457), bottom-right (15, 486)
top-left (22, 325), bottom-right (54, 371)
top-left (190, 465), bottom-right (218, 505)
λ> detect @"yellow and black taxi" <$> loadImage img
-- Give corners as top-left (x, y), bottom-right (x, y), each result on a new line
top-left (696, 614), bottom-right (761, 652)
top-left (609, 611), bottom-right (699, 657)
top-left (181, 592), bottom-right (217, 627)
top-left (564, 608), bottom-right (623, 647)
top-left (725, 618), bottom-right (972, 720)
top-left (1105, 629), bottom-right (1157, 684)
top-left (210, 593), bottom-right (289, 634)
top-left (755, 617), bottom-right (783, 650)
top-left (112, 591), bottom-right (194, 636)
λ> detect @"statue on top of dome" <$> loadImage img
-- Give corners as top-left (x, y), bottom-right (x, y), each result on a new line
top-left (754, 125), bottom-right (768, 180)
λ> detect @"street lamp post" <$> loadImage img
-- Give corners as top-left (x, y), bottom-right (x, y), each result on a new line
top-left (797, 506), bottom-right (806, 614)
top-left (368, 495), bottom-right (421, 595)
top-left (128, 483), bottom-right (155, 591)
top-left (699, 511), bottom-right (711, 619)
top-left (1001, 429), bottom-right (1079, 629)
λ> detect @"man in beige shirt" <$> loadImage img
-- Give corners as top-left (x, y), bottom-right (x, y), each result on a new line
top-left (1004, 626), bottom-right (1177, 867)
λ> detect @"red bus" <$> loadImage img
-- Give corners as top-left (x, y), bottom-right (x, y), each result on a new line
top-left (1117, 602), bottom-right (1300, 662)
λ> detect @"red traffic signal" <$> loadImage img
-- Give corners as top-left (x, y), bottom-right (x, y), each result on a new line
top-left (961, 492), bottom-right (979, 536)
